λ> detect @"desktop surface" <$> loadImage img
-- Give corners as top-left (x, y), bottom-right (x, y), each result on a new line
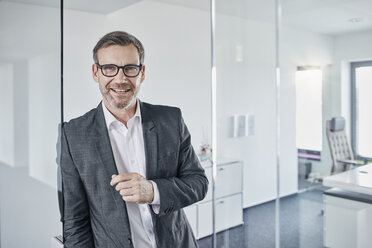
top-left (323, 164), bottom-right (372, 195)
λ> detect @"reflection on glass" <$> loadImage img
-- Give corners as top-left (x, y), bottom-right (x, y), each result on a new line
top-left (0, 1), bottom-right (61, 247)
top-left (0, 0), bottom-right (60, 186)
top-left (0, 63), bottom-right (14, 166)
top-left (204, 0), bottom-right (278, 247)
top-left (29, 52), bottom-right (60, 188)
top-left (281, 0), bottom-right (372, 247)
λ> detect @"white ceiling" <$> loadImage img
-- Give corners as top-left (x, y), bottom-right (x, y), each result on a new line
top-left (2, 0), bottom-right (372, 35)
top-left (155, 0), bottom-right (372, 35)
top-left (1, 0), bottom-right (372, 63)
top-left (281, 0), bottom-right (372, 35)
top-left (0, 0), bottom-right (141, 13)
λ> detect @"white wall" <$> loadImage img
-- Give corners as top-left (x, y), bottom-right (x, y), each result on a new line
top-left (13, 61), bottom-right (30, 169)
top-left (215, 13), bottom-right (278, 206)
top-left (28, 52), bottom-right (60, 189)
top-left (334, 30), bottom-right (372, 62)
top-left (0, 63), bottom-right (14, 166)
top-left (108, 1), bottom-right (212, 148)
top-left (334, 30), bottom-right (372, 135)
top-left (0, 2), bottom-right (62, 247)
top-left (63, 9), bottom-right (107, 121)
top-left (0, 1), bottom-right (59, 62)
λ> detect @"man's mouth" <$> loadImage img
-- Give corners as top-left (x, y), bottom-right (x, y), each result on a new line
top-left (111, 88), bottom-right (131, 93)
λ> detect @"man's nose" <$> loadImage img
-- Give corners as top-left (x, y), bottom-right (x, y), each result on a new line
top-left (116, 68), bottom-right (127, 81)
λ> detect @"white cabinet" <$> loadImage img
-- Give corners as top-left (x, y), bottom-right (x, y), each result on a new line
top-left (198, 194), bottom-right (243, 238)
top-left (202, 162), bottom-right (242, 202)
top-left (324, 191), bottom-right (372, 248)
top-left (184, 159), bottom-right (244, 239)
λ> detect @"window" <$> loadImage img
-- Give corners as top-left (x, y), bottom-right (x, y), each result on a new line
top-left (296, 67), bottom-right (323, 154)
top-left (351, 61), bottom-right (372, 159)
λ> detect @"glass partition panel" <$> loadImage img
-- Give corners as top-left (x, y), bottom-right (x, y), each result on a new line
top-left (0, 1), bottom-right (61, 247)
top-left (200, 0), bottom-right (279, 247)
top-left (279, 0), bottom-right (372, 247)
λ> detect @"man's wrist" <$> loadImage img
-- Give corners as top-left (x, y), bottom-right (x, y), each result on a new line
top-left (149, 180), bottom-right (160, 205)
top-left (147, 180), bottom-right (154, 203)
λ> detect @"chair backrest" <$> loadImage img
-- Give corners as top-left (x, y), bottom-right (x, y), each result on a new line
top-left (326, 117), bottom-right (354, 174)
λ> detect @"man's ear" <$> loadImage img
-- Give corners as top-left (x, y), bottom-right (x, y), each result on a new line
top-left (92, 64), bottom-right (99, 83)
top-left (140, 65), bottom-right (146, 83)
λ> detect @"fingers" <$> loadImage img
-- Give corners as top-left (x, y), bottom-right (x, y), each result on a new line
top-left (109, 173), bottom-right (154, 204)
top-left (122, 195), bottom-right (140, 203)
top-left (110, 172), bottom-right (142, 186)
top-left (118, 185), bottom-right (146, 204)
top-left (119, 186), bottom-right (138, 197)
top-left (115, 180), bottom-right (138, 191)
top-left (118, 186), bottom-right (142, 200)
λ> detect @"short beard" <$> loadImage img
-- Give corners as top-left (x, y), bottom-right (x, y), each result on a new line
top-left (101, 83), bottom-right (141, 110)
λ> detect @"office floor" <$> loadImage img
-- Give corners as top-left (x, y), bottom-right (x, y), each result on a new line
top-left (198, 188), bottom-right (326, 248)
top-left (298, 176), bottom-right (319, 192)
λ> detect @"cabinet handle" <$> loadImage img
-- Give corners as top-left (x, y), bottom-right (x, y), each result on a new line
top-left (217, 200), bottom-right (225, 205)
top-left (218, 167), bottom-right (224, 171)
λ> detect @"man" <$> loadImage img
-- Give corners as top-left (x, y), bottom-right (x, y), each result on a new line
top-left (60, 31), bottom-right (208, 248)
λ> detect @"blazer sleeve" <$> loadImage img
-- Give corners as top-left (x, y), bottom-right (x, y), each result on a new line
top-left (60, 123), bottom-right (94, 247)
top-left (152, 109), bottom-right (209, 216)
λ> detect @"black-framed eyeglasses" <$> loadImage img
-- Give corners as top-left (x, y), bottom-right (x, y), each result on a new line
top-left (96, 63), bottom-right (143, 77)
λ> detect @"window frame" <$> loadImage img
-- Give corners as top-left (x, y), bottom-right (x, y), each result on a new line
top-left (350, 60), bottom-right (372, 160)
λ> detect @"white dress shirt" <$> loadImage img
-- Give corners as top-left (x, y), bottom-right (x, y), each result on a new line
top-left (102, 100), bottom-right (160, 248)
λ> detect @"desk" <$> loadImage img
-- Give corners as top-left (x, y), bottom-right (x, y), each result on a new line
top-left (323, 165), bottom-right (372, 248)
top-left (323, 164), bottom-right (372, 195)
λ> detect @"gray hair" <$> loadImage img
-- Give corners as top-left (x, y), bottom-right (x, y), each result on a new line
top-left (93, 31), bottom-right (145, 64)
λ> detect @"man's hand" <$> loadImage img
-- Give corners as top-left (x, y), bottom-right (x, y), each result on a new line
top-left (110, 173), bottom-right (154, 204)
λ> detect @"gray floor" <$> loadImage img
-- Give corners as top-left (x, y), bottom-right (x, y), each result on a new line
top-left (198, 189), bottom-right (325, 248)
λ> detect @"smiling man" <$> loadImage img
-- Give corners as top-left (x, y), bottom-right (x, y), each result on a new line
top-left (60, 31), bottom-right (208, 248)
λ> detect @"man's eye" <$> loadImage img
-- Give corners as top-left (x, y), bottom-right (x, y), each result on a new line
top-left (125, 66), bottom-right (138, 71)
top-left (103, 65), bottom-right (116, 71)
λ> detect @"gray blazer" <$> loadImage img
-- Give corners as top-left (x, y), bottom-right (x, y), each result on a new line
top-left (60, 101), bottom-right (208, 248)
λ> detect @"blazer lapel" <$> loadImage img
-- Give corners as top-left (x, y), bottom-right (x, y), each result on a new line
top-left (94, 102), bottom-right (132, 247)
top-left (140, 101), bottom-right (158, 180)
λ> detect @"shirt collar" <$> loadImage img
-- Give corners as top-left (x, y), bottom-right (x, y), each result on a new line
top-left (102, 99), bottom-right (142, 130)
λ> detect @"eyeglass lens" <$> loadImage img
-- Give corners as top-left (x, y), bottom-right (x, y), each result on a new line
top-left (101, 64), bottom-right (141, 77)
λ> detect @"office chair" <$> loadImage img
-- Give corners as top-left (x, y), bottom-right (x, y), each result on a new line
top-left (326, 116), bottom-right (367, 175)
